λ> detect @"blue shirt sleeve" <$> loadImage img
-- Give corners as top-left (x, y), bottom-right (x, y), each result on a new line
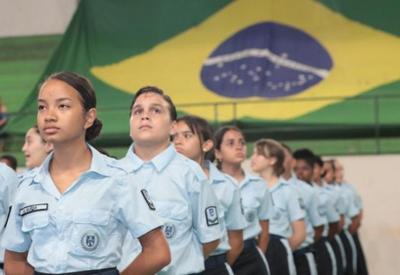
top-left (286, 188), bottom-right (305, 222)
top-left (1, 191), bottom-right (31, 253)
top-left (225, 187), bottom-right (246, 230)
top-left (116, 174), bottom-right (163, 239)
top-left (191, 174), bottom-right (223, 243)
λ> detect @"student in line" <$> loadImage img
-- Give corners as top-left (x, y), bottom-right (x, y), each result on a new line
top-left (283, 147), bottom-right (325, 275)
top-left (117, 86), bottom-right (222, 275)
top-left (250, 139), bottom-right (306, 275)
top-left (2, 72), bottom-right (170, 275)
top-left (214, 126), bottom-right (271, 275)
top-left (173, 115), bottom-right (246, 274)
top-left (313, 155), bottom-right (341, 275)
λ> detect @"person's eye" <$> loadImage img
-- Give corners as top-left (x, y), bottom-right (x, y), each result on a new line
top-left (59, 104), bottom-right (70, 110)
top-left (184, 132), bottom-right (193, 139)
top-left (133, 109), bottom-right (142, 115)
top-left (38, 105), bottom-right (45, 111)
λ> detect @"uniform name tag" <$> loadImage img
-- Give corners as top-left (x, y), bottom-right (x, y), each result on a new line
top-left (141, 189), bottom-right (156, 211)
top-left (205, 206), bottom-right (219, 226)
top-left (19, 203), bottom-right (48, 216)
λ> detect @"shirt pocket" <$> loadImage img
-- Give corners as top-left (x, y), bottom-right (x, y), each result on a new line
top-left (21, 212), bottom-right (50, 237)
top-left (69, 209), bottom-right (112, 257)
top-left (243, 200), bottom-right (260, 224)
top-left (272, 200), bottom-right (288, 222)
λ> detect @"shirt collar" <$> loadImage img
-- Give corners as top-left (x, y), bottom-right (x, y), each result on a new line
top-left (123, 143), bottom-right (176, 173)
top-left (207, 161), bottom-right (226, 184)
top-left (269, 176), bottom-right (289, 192)
top-left (32, 144), bottom-right (113, 185)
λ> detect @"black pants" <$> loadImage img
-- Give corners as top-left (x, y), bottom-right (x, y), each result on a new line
top-left (199, 253), bottom-right (231, 275)
top-left (340, 230), bottom-right (356, 275)
top-left (330, 236), bottom-right (345, 275)
top-left (314, 237), bottom-right (335, 275)
top-left (353, 232), bottom-right (369, 275)
top-left (266, 235), bottom-right (291, 275)
top-left (293, 245), bottom-right (316, 275)
top-left (232, 238), bottom-right (269, 275)
top-left (34, 267), bottom-right (119, 275)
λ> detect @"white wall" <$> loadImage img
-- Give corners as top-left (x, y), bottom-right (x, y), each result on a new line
top-left (0, 0), bottom-right (78, 37)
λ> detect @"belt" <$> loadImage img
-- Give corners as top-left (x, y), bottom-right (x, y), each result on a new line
top-left (269, 234), bottom-right (286, 241)
top-left (243, 238), bottom-right (257, 250)
top-left (205, 253), bottom-right (227, 270)
top-left (34, 267), bottom-right (119, 275)
top-left (293, 244), bottom-right (315, 257)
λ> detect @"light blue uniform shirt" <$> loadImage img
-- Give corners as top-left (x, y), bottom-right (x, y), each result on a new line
top-left (207, 161), bottom-right (246, 256)
top-left (118, 145), bottom-right (223, 275)
top-left (313, 182), bottom-right (340, 237)
top-left (342, 182), bottom-right (363, 211)
top-left (337, 183), bottom-right (360, 229)
top-left (0, 163), bottom-right (18, 265)
top-left (232, 171), bottom-right (272, 241)
top-left (289, 176), bottom-right (324, 248)
top-left (269, 177), bottom-right (305, 238)
top-left (1, 146), bottom-right (162, 273)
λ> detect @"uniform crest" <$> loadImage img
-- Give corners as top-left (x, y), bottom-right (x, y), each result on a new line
top-left (205, 206), bottom-right (219, 226)
top-left (163, 223), bottom-right (175, 239)
top-left (81, 230), bottom-right (100, 251)
top-left (245, 210), bottom-right (256, 222)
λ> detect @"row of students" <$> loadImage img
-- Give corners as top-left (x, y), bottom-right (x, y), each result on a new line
top-left (0, 71), bottom-right (367, 275)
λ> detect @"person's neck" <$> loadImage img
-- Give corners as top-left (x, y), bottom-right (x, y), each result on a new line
top-left (282, 170), bottom-right (292, 181)
top-left (314, 178), bottom-right (322, 186)
top-left (260, 169), bottom-right (279, 188)
top-left (51, 139), bottom-right (91, 174)
top-left (221, 162), bottom-right (244, 182)
top-left (134, 141), bottom-right (170, 161)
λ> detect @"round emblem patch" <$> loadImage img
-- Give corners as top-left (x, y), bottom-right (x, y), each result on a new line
top-left (164, 223), bottom-right (175, 239)
top-left (81, 230), bottom-right (100, 251)
top-left (245, 211), bottom-right (256, 222)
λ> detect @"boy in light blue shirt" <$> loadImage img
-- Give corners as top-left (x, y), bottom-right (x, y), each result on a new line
top-left (118, 87), bottom-right (222, 275)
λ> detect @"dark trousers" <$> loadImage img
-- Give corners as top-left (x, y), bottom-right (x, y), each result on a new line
top-left (200, 253), bottom-right (231, 275)
top-left (340, 231), bottom-right (356, 275)
top-left (314, 237), bottom-right (334, 275)
top-left (34, 267), bottom-right (119, 275)
top-left (353, 232), bottom-right (369, 275)
top-left (232, 238), bottom-right (269, 275)
top-left (330, 236), bottom-right (345, 275)
top-left (293, 245), bottom-right (316, 275)
top-left (266, 235), bottom-right (291, 275)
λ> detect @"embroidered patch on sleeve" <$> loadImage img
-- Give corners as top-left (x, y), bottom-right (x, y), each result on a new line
top-left (205, 206), bottom-right (219, 226)
top-left (19, 203), bottom-right (48, 216)
top-left (141, 189), bottom-right (156, 211)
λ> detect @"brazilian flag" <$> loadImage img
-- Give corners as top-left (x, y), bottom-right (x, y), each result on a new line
top-left (9, 0), bottom-right (400, 142)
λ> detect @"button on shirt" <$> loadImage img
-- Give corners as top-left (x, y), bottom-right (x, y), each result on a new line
top-left (269, 178), bottom-right (305, 238)
top-left (289, 176), bottom-right (324, 248)
top-left (207, 161), bottom-right (246, 255)
top-left (231, 171), bottom-right (273, 241)
top-left (1, 146), bottom-right (162, 273)
top-left (0, 163), bottom-right (18, 264)
top-left (117, 144), bottom-right (223, 275)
